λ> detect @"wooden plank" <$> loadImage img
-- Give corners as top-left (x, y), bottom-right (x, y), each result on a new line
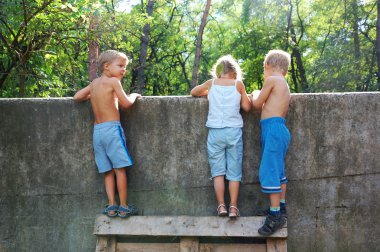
top-left (93, 215), bottom-right (287, 238)
top-left (116, 243), bottom-right (179, 252)
top-left (180, 237), bottom-right (199, 252)
top-left (95, 235), bottom-right (116, 252)
top-left (266, 239), bottom-right (287, 252)
top-left (200, 243), bottom-right (267, 252)
top-left (115, 242), bottom-right (267, 252)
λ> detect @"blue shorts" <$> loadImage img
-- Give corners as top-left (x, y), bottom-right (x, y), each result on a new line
top-left (93, 121), bottom-right (133, 173)
top-left (259, 117), bottom-right (290, 194)
top-left (207, 127), bottom-right (243, 181)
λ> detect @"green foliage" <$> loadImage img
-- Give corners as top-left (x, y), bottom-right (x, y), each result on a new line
top-left (0, 0), bottom-right (378, 97)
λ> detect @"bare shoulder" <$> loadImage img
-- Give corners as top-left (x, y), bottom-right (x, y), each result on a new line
top-left (265, 76), bottom-right (287, 86)
top-left (204, 79), bottom-right (212, 88)
top-left (90, 77), bottom-right (100, 86)
top-left (236, 80), bottom-right (245, 87)
top-left (101, 77), bottom-right (122, 90)
top-left (105, 76), bottom-right (121, 85)
top-left (236, 80), bottom-right (246, 93)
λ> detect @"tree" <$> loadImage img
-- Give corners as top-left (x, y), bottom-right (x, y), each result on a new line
top-left (1, 0), bottom-right (379, 97)
top-left (0, 0), bottom-right (93, 97)
top-left (191, 0), bottom-right (211, 89)
top-left (136, 0), bottom-right (154, 94)
top-left (88, 12), bottom-right (99, 81)
top-left (287, 0), bottom-right (308, 92)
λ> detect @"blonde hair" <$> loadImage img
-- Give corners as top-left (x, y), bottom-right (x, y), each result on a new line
top-left (211, 55), bottom-right (243, 80)
top-left (264, 50), bottom-right (291, 75)
top-left (97, 50), bottom-right (129, 73)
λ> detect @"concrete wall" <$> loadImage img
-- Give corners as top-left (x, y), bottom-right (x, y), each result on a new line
top-left (0, 93), bottom-right (379, 252)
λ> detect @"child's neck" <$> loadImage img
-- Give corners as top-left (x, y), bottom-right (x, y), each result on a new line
top-left (102, 72), bottom-right (118, 79)
top-left (264, 71), bottom-right (284, 79)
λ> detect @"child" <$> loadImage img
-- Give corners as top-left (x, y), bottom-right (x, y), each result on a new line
top-left (190, 55), bottom-right (251, 218)
top-left (73, 50), bottom-right (141, 218)
top-left (251, 50), bottom-right (291, 235)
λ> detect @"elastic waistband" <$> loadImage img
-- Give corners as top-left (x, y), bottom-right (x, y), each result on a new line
top-left (260, 117), bottom-right (286, 125)
top-left (94, 121), bottom-right (121, 129)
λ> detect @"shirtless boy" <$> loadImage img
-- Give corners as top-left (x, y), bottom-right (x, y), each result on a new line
top-left (251, 50), bottom-right (291, 235)
top-left (74, 50), bottom-right (141, 218)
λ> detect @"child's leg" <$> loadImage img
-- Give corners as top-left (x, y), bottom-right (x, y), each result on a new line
top-left (114, 168), bottom-right (128, 207)
top-left (259, 192), bottom-right (286, 235)
top-left (228, 181), bottom-right (240, 213)
top-left (104, 169), bottom-right (116, 210)
top-left (280, 183), bottom-right (287, 214)
top-left (269, 192), bottom-right (281, 209)
top-left (224, 128), bottom-right (243, 215)
top-left (280, 183), bottom-right (286, 200)
top-left (214, 176), bottom-right (226, 206)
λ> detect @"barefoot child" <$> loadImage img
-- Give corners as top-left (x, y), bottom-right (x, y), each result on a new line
top-left (251, 50), bottom-right (291, 235)
top-left (191, 55), bottom-right (251, 218)
top-left (73, 50), bottom-right (141, 218)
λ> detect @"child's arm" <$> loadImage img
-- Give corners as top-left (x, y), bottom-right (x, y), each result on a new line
top-left (251, 78), bottom-right (274, 110)
top-left (73, 85), bottom-right (91, 102)
top-left (237, 81), bottom-right (251, 112)
top-left (112, 78), bottom-right (141, 108)
top-left (190, 80), bottom-right (212, 97)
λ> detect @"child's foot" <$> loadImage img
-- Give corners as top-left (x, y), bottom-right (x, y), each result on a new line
top-left (258, 213), bottom-right (286, 235)
top-left (228, 205), bottom-right (240, 218)
top-left (118, 204), bottom-right (139, 218)
top-left (102, 204), bottom-right (118, 217)
top-left (217, 203), bottom-right (228, 217)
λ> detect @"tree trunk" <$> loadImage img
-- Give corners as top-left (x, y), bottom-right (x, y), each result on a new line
top-left (136, 0), bottom-right (154, 94)
top-left (0, 62), bottom-right (15, 91)
top-left (287, 0), bottom-right (308, 92)
top-left (351, 0), bottom-right (360, 59)
top-left (290, 55), bottom-right (299, 92)
top-left (88, 13), bottom-right (99, 81)
top-left (19, 60), bottom-right (26, 97)
top-left (178, 54), bottom-right (191, 88)
top-left (377, 0), bottom-right (380, 90)
top-left (350, 0), bottom-right (362, 91)
top-left (191, 0), bottom-right (212, 89)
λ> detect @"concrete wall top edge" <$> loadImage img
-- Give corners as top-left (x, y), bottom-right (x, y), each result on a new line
top-left (0, 91), bottom-right (379, 102)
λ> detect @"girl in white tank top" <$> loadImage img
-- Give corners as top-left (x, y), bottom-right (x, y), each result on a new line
top-left (190, 55), bottom-right (251, 218)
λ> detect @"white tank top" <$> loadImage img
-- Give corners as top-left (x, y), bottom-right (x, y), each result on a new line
top-left (206, 79), bottom-right (243, 128)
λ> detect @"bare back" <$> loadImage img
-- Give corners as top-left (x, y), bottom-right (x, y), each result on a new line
top-left (261, 76), bottom-right (290, 119)
top-left (90, 76), bottom-right (120, 124)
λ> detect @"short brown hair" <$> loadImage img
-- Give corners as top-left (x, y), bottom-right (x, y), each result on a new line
top-left (97, 50), bottom-right (128, 73)
top-left (264, 50), bottom-right (291, 75)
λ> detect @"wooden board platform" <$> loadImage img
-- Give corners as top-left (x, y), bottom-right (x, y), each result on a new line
top-left (94, 215), bottom-right (287, 252)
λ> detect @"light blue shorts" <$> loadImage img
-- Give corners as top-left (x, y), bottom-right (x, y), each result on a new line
top-left (259, 117), bottom-right (290, 194)
top-left (207, 127), bottom-right (243, 181)
top-left (93, 121), bottom-right (133, 173)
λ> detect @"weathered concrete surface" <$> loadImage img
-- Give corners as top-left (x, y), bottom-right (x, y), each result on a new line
top-left (0, 93), bottom-right (379, 252)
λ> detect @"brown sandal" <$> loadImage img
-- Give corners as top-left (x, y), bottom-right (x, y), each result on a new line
top-left (217, 203), bottom-right (228, 217)
top-left (229, 205), bottom-right (240, 218)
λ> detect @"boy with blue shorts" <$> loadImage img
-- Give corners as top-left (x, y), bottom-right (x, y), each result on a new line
top-left (74, 50), bottom-right (141, 218)
top-left (251, 50), bottom-right (291, 235)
